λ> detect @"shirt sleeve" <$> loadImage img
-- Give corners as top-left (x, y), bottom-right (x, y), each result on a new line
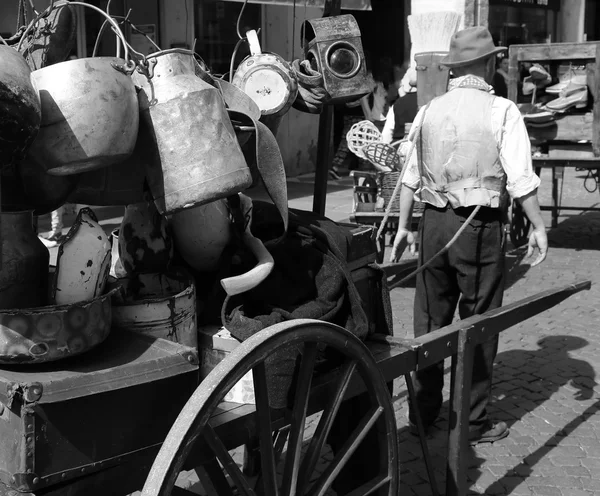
top-left (494, 100), bottom-right (541, 199)
top-left (381, 107), bottom-right (395, 144)
top-left (400, 105), bottom-right (427, 190)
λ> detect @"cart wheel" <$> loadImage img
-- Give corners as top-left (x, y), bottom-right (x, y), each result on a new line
top-left (141, 319), bottom-right (398, 496)
top-left (509, 200), bottom-right (531, 248)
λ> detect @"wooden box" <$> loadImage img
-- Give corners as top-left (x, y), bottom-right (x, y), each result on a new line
top-left (0, 331), bottom-right (199, 494)
top-left (507, 41), bottom-right (600, 157)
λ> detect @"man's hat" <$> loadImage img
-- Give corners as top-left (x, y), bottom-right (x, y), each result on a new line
top-left (440, 26), bottom-right (506, 68)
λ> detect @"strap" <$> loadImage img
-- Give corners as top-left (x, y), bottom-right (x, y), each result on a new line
top-left (440, 176), bottom-right (505, 193)
top-left (213, 78), bottom-right (289, 238)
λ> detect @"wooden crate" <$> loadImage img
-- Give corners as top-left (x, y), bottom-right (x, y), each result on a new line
top-left (507, 41), bottom-right (600, 157)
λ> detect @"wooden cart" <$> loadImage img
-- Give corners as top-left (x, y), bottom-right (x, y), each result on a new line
top-left (508, 41), bottom-right (600, 244)
top-left (0, 220), bottom-right (589, 496)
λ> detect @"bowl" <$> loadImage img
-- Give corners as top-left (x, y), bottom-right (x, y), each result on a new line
top-left (0, 287), bottom-right (118, 365)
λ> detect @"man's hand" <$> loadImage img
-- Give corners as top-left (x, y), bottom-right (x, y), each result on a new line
top-left (390, 228), bottom-right (416, 263)
top-left (527, 228), bottom-right (548, 267)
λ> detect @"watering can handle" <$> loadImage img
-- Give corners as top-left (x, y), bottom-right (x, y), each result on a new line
top-left (220, 233), bottom-right (274, 296)
top-left (246, 30), bottom-right (262, 56)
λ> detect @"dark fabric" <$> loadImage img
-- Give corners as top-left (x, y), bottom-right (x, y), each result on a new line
top-left (392, 91), bottom-right (419, 141)
top-left (409, 204), bottom-right (505, 430)
top-left (221, 203), bottom-right (369, 408)
top-left (492, 72), bottom-right (508, 98)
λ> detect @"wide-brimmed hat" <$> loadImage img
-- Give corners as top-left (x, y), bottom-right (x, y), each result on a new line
top-left (441, 26), bottom-right (506, 68)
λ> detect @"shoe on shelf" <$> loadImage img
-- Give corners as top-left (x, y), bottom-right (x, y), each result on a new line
top-left (528, 64), bottom-right (552, 87)
top-left (522, 107), bottom-right (555, 124)
top-left (544, 85), bottom-right (588, 112)
top-left (546, 66), bottom-right (587, 94)
top-left (469, 420), bottom-right (509, 446)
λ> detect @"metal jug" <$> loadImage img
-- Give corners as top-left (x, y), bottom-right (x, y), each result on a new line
top-left (135, 50), bottom-right (252, 215)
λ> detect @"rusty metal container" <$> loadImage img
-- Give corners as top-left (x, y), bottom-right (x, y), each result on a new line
top-left (0, 282), bottom-right (117, 365)
top-left (0, 210), bottom-right (49, 310)
top-left (134, 50), bottom-right (252, 215)
top-left (109, 269), bottom-right (197, 349)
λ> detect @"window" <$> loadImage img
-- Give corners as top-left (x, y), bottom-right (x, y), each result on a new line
top-left (194, 0), bottom-right (262, 77)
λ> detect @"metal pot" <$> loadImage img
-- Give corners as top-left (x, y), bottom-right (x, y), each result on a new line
top-left (26, 2), bottom-right (138, 176)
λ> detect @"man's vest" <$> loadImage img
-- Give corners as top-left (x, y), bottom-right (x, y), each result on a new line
top-left (416, 86), bottom-right (507, 209)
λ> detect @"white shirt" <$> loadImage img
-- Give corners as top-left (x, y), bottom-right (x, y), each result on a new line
top-left (402, 78), bottom-right (540, 201)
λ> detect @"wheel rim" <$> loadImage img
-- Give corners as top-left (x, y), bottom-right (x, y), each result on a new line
top-left (141, 319), bottom-right (398, 496)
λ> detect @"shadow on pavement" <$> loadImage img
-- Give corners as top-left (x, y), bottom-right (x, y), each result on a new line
top-left (548, 211), bottom-right (600, 251)
top-left (466, 335), bottom-right (597, 493)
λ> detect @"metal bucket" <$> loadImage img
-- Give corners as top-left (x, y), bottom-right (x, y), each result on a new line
top-left (109, 269), bottom-right (197, 349)
top-left (134, 50), bottom-right (252, 215)
top-left (26, 3), bottom-right (139, 175)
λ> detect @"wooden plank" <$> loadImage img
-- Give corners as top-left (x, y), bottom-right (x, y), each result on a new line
top-left (414, 281), bottom-right (591, 368)
top-left (594, 44), bottom-right (600, 155)
top-left (513, 41), bottom-right (600, 61)
top-left (532, 157), bottom-right (600, 168)
top-left (527, 113), bottom-right (594, 144)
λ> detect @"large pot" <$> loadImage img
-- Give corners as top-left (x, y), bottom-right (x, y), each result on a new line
top-left (134, 50), bottom-right (252, 215)
top-left (0, 209), bottom-right (49, 310)
top-left (170, 199), bottom-right (232, 272)
top-left (26, 3), bottom-right (138, 176)
top-left (0, 46), bottom-right (41, 169)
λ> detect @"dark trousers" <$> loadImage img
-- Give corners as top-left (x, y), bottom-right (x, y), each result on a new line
top-left (409, 204), bottom-right (505, 431)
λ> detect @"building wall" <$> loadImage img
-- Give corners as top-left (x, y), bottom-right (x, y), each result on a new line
top-left (262, 5), bottom-right (323, 177)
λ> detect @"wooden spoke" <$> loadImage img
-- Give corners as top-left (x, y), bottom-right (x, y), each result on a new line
top-left (345, 474), bottom-right (392, 496)
top-left (297, 359), bottom-right (357, 494)
top-left (203, 425), bottom-right (256, 496)
top-left (252, 361), bottom-right (279, 496)
top-left (281, 342), bottom-right (318, 496)
top-left (142, 320), bottom-right (398, 496)
top-left (194, 459), bottom-right (234, 496)
top-left (307, 406), bottom-right (384, 496)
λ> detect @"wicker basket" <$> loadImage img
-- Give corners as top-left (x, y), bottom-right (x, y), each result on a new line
top-left (374, 171), bottom-right (425, 215)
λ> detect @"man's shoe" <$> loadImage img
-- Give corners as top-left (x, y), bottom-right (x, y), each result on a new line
top-left (469, 420), bottom-right (509, 446)
top-left (544, 85), bottom-right (588, 112)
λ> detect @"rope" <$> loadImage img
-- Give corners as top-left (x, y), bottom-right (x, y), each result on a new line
top-left (388, 205), bottom-right (481, 290)
top-left (375, 103), bottom-right (429, 243)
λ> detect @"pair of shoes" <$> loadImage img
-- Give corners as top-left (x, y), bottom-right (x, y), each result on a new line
top-left (544, 85), bottom-right (588, 112)
top-left (329, 168), bottom-right (341, 180)
top-left (546, 67), bottom-right (587, 94)
top-left (469, 420), bottom-right (509, 446)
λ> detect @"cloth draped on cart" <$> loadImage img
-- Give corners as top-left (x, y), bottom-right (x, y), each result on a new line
top-left (198, 201), bottom-right (392, 409)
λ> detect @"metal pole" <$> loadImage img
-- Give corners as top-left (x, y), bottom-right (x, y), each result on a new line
top-left (311, 0), bottom-right (341, 215)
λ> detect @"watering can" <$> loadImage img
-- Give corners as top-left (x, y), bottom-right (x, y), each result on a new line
top-left (134, 50), bottom-right (252, 216)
